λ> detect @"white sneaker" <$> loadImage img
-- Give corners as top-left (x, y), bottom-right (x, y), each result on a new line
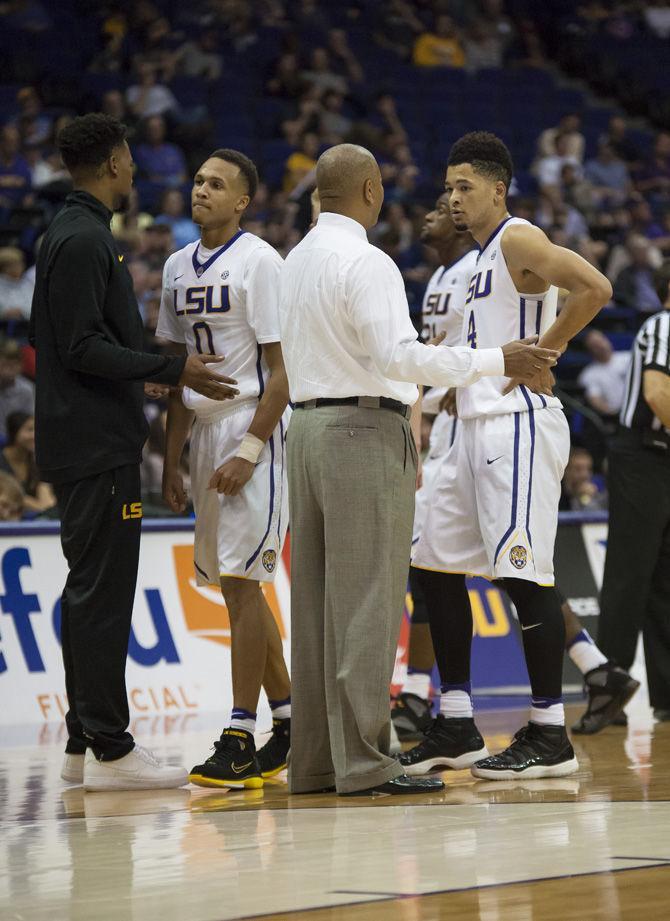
top-left (83, 746), bottom-right (189, 792)
top-left (61, 753), bottom-right (85, 784)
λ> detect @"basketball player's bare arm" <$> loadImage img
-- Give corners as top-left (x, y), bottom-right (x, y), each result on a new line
top-left (502, 224), bottom-right (613, 351)
top-left (163, 352), bottom-right (196, 513)
top-left (209, 341), bottom-right (290, 497)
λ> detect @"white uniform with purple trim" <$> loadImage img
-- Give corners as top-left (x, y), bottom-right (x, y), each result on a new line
top-left (413, 217), bottom-right (570, 585)
top-left (157, 231), bottom-right (289, 583)
top-left (413, 249), bottom-right (477, 545)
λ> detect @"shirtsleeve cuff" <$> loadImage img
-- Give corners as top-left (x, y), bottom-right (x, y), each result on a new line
top-left (473, 347), bottom-right (505, 377)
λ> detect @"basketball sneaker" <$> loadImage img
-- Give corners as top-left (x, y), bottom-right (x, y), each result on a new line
top-left (256, 718), bottom-right (290, 779)
top-left (83, 746), bottom-right (189, 791)
top-left (189, 728), bottom-right (263, 789)
top-left (571, 663), bottom-right (640, 735)
top-left (471, 723), bottom-right (578, 780)
top-left (61, 752), bottom-right (85, 784)
top-left (398, 714), bottom-right (489, 775)
top-left (391, 692), bottom-right (433, 741)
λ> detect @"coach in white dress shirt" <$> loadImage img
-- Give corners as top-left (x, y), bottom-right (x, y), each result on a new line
top-left (279, 144), bottom-right (558, 796)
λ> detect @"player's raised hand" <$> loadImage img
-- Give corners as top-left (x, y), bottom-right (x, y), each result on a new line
top-left (501, 336), bottom-right (560, 384)
top-left (162, 466), bottom-right (187, 513)
top-left (209, 457), bottom-right (255, 496)
top-left (180, 354), bottom-right (239, 401)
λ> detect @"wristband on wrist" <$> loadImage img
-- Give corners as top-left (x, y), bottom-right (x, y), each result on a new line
top-left (236, 433), bottom-right (265, 464)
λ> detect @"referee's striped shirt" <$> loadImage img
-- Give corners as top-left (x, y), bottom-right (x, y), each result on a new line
top-left (620, 310), bottom-right (670, 433)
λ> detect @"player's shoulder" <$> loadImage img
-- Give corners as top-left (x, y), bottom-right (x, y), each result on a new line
top-left (500, 218), bottom-right (546, 257)
top-left (238, 231), bottom-right (283, 265)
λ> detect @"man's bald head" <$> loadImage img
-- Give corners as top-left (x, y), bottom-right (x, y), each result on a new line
top-left (315, 144), bottom-right (384, 228)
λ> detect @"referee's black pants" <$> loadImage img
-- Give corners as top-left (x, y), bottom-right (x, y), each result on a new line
top-left (54, 464), bottom-right (142, 760)
top-left (598, 432), bottom-right (670, 710)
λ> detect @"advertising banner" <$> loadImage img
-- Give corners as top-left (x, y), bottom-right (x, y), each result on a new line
top-left (0, 515), bottom-right (609, 726)
top-left (0, 522), bottom-right (290, 728)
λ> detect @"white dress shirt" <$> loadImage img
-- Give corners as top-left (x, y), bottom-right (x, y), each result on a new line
top-left (279, 212), bottom-right (504, 404)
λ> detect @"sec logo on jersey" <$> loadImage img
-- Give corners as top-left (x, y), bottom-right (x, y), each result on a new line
top-left (509, 545), bottom-right (527, 570)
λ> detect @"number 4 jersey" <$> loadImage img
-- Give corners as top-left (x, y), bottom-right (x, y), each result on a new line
top-left (457, 216), bottom-right (562, 420)
top-left (156, 230), bottom-right (284, 419)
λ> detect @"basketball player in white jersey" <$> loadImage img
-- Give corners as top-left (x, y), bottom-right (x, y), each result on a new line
top-left (158, 149), bottom-right (291, 789)
top-left (407, 132), bottom-right (613, 779)
top-left (392, 194), bottom-right (478, 740)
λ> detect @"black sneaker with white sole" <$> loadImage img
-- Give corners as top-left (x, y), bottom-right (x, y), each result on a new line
top-left (391, 692), bottom-right (433, 741)
top-left (471, 722), bottom-right (578, 780)
top-left (398, 714), bottom-right (489, 775)
top-left (189, 728), bottom-right (263, 789)
top-left (572, 663), bottom-right (640, 735)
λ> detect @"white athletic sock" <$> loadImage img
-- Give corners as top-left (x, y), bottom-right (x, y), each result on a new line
top-left (269, 697), bottom-right (291, 720)
top-left (439, 689), bottom-right (473, 719)
top-left (567, 629), bottom-right (608, 676)
top-left (404, 669), bottom-right (431, 699)
top-left (530, 700), bottom-right (565, 726)
top-left (230, 708), bottom-right (256, 734)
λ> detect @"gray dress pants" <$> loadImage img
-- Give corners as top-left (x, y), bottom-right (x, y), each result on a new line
top-left (287, 401), bottom-right (417, 794)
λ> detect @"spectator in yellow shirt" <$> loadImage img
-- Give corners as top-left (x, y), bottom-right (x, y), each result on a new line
top-left (413, 15), bottom-right (466, 68)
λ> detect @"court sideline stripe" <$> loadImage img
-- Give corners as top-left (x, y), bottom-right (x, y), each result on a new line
top-left (230, 860), bottom-right (670, 920)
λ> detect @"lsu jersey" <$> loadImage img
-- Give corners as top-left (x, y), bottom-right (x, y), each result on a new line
top-left (421, 249), bottom-right (478, 417)
top-left (156, 230), bottom-right (283, 420)
top-left (456, 217), bottom-right (563, 420)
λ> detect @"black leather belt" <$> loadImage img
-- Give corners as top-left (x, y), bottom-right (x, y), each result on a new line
top-left (294, 396), bottom-right (411, 418)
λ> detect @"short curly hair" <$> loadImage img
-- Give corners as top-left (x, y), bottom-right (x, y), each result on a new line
top-left (57, 113), bottom-right (128, 174)
top-left (448, 131), bottom-right (514, 192)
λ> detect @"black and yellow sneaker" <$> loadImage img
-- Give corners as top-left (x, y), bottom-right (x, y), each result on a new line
top-left (257, 718), bottom-right (290, 779)
top-left (189, 728), bottom-right (263, 789)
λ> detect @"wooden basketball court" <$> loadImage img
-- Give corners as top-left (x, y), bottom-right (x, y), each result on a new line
top-left (2, 698), bottom-right (668, 921)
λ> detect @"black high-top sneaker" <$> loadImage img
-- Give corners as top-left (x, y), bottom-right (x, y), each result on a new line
top-left (189, 728), bottom-right (263, 789)
top-left (471, 722), bottom-right (578, 780)
top-left (398, 714), bottom-right (489, 775)
top-left (572, 663), bottom-right (640, 735)
top-left (256, 718), bottom-right (290, 779)
top-left (392, 693), bottom-right (433, 741)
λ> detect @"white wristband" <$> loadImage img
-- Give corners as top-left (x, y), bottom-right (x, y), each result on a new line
top-left (236, 433), bottom-right (265, 464)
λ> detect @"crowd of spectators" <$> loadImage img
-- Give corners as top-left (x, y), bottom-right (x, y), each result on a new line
top-left (0, 0), bottom-right (669, 518)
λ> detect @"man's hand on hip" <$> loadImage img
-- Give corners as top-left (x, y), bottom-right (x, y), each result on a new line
top-left (501, 336), bottom-right (560, 384)
top-left (179, 354), bottom-right (239, 401)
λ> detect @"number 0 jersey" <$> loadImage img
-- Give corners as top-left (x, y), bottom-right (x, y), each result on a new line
top-left (156, 230), bottom-right (283, 420)
top-left (457, 217), bottom-right (562, 420)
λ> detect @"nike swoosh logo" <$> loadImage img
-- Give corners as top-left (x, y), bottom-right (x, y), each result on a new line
top-left (231, 761), bottom-right (253, 774)
top-left (174, 273), bottom-right (184, 281)
top-left (486, 456), bottom-right (503, 465)
top-left (521, 623), bottom-right (542, 631)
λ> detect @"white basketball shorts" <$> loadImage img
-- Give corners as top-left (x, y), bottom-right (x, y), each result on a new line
top-left (190, 402), bottom-right (290, 584)
top-left (413, 412), bottom-right (458, 545)
top-left (412, 407), bottom-right (569, 585)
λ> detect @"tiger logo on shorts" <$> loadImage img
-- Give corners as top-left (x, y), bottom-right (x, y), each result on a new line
top-left (262, 550), bottom-right (277, 573)
top-left (509, 545), bottom-right (527, 569)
